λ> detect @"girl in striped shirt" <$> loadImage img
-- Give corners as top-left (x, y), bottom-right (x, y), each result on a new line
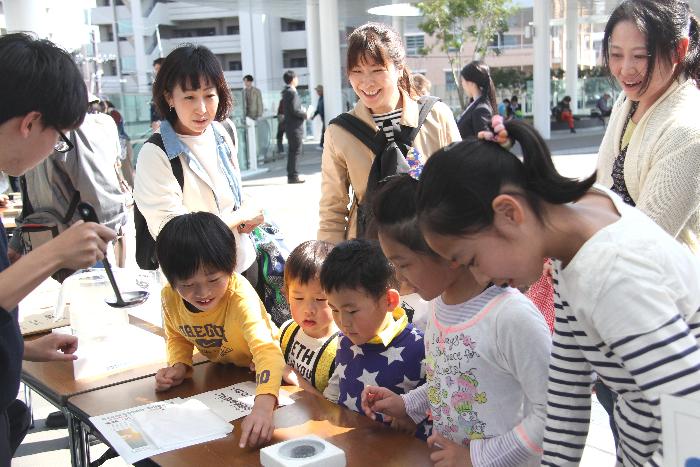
top-left (414, 121), bottom-right (700, 466)
top-left (361, 174), bottom-right (552, 466)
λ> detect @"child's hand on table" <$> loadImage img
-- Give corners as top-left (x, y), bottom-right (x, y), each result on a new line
top-left (360, 385), bottom-right (407, 422)
top-left (427, 432), bottom-right (472, 467)
top-left (239, 393), bottom-right (276, 448)
top-left (154, 363), bottom-right (188, 392)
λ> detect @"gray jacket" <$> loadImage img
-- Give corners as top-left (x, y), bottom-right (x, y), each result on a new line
top-left (10, 113), bottom-right (128, 250)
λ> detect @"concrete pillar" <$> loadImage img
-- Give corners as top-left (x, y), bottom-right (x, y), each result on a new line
top-left (4, 0), bottom-right (48, 38)
top-left (239, 10), bottom-right (275, 92)
top-left (392, 0), bottom-right (405, 39)
top-left (129, 0), bottom-right (149, 93)
top-left (565, 0), bottom-right (578, 112)
top-left (319, 0), bottom-right (343, 125)
top-left (306, 0), bottom-right (323, 138)
top-left (533, 0), bottom-right (551, 140)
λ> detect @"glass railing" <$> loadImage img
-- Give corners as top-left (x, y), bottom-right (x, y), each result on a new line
top-left (430, 76), bottom-right (619, 119)
top-left (108, 86), bottom-right (349, 172)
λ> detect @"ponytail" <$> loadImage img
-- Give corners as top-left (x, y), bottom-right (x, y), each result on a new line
top-left (416, 121), bottom-right (596, 236)
top-left (685, 15), bottom-right (700, 83)
top-left (505, 120), bottom-right (596, 205)
top-left (486, 77), bottom-right (498, 113)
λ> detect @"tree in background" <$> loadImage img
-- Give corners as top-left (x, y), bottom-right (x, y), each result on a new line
top-left (418, 0), bottom-right (515, 108)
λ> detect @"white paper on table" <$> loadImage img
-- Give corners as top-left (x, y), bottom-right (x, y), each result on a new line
top-left (186, 381), bottom-right (294, 422)
top-left (661, 394), bottom-right (700, 467)
top-left (90, 400), bottom-right (180, 464)
top-left (71, 324), bottom-right (166, 380)
top-left (90, 399), bottom-right (231, 464)
top-left (131, 399), bottom-right (232, 450)
top-left (18, 277), bottom-right (68, 335)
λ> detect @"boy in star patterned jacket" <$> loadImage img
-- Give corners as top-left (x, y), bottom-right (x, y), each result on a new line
top-left (320, 239), bottom-right (427, 437)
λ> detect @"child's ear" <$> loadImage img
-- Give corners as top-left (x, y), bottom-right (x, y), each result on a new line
top-left (385, 288), bottom-right (400, 311)
top-left (492, 194), bottom-right (525, 227)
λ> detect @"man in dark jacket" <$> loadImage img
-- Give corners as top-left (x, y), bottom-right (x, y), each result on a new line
top-left (312, 85), bottom-right (325, 148)
top-left (281, 70), bottom-right (306, 184)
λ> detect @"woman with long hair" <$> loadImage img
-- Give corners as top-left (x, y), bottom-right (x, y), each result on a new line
top-left (456, 60), bottom-right (497, 139)
top-left (318, 22), bottom-right (461, 244)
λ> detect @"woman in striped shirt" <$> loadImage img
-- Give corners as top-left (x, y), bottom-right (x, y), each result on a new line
top-left (415, 120), bottom-right (700, 466)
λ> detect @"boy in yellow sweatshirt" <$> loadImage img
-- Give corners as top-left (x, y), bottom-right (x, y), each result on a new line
top-left (153, 212), bottom-right (285, 448)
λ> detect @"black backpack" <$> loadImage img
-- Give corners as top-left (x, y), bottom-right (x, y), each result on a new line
top-left (134, 121), bottom-right (236, 270)
top-left (329, 95), bottom-right (439, 239)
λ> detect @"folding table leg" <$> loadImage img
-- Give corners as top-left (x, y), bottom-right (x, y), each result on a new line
top-left (22, 384), bottom-right (34, 429)
top-left (67, 410), bottom-right (89, 467)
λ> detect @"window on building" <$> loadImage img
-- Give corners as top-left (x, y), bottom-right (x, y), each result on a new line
top-left (103, 60), bottom-right (117, 76)
top-left (173, 27), bottom-right (216, 38)
top-left (405, 34), bottom-right (425, 55)
top-left (228, 61), bottom-right (242, 71)
top-left (281, 18), bottom-right (306, 32)
top-left (283, 49), bottom-right (308, 68)
top-left (226, 25), bottom-right (240, 35)
top-left (99, 25), bottom-right (114, 42)
top-left (502, 34), bottom-right (520, 47)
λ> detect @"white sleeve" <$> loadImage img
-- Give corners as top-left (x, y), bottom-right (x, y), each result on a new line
top-left (471, 294), bottom-right (552, 466)
top-left (636, 126), bottom-right (700, 239)
top-left (133, 142), bottom-right (188, 239)
top-left (400, 384), bottom-right (429, 424)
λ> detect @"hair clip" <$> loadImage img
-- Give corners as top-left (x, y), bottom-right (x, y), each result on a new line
top-left (478, 115), bottom-right (513, 150)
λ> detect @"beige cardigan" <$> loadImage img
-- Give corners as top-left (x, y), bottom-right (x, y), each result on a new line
top-left (597, 78), bottom-right (700, 253)
top-left (317, 90), bottom-right (461, 244)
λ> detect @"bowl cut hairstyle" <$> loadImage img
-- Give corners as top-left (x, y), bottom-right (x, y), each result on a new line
top-left (284, 240), bottom-right (334, 294)
top-left (152, 44), bottom-right (233, 125)
top-left (0, 33), bottom-right (87, 130)
top-left (156, 212), bottom-right (237, 286)
top-left (319, 239), bottom-right (398, 300)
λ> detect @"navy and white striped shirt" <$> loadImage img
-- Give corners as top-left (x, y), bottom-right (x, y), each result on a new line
top-left (541, 188), bottom-right (700, 467)
top-left (372, 108), bottom-right (403, 143)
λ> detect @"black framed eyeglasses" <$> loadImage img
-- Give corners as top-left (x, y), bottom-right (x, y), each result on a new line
top-left (54, 129), bottom-right (74, 153)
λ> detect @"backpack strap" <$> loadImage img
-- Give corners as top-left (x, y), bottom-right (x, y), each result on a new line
top-left (400, 95), bottom-right (441, 144)
top-left (280, 320), bottom-right (301, 363)
top-left (221, 119), bottom-right (238, 150)
top-left (146, 132), bottom-right (184, 190)
top-left (329, 113), bottom-right (386, 155)
top-left (19, 168), bottom-right (81, 223)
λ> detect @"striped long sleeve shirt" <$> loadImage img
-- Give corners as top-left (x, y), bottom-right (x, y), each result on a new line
top-left (541, 189), bottom-right (700, 466)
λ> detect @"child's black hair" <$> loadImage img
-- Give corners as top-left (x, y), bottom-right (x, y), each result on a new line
top-left (372, 174), bottom-right (438, 257)
top-left (319, 239), bottom-right (398, 299)
top-left (156, 212), bottom-right (236, 285)
top-left (603, 0), bottom-right (700, 95)
top-left (284, 240), bottom-right (335, 293)
top-left (416, 120), bottom-right (596, 236)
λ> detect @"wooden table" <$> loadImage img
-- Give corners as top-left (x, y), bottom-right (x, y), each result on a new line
top-left (67, 362), bottom-right (433, 467)
top-left (21, 316), bottom-right (205, 467)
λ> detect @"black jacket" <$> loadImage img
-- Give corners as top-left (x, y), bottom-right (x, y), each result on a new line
top-left (456, 96), bottom-right (493, 139)
top-left (281, 85), bottom-right (306, 133)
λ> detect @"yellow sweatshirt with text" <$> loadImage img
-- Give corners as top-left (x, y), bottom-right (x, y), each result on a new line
top-left (162, 272), bottom-right (284, 398)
